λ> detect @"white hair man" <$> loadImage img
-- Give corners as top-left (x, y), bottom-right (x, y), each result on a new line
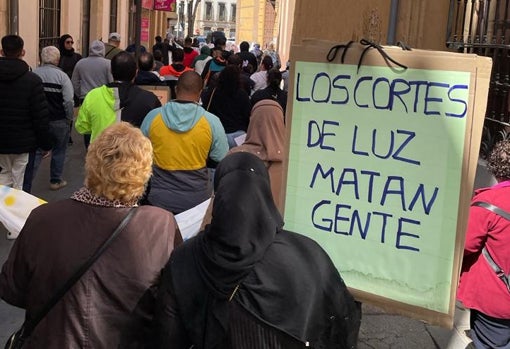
top-left (32, 45), bottom-right (74, 190)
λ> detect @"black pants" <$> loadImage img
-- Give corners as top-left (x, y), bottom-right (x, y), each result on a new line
top-left (470, 309), bottom-right (510, 349)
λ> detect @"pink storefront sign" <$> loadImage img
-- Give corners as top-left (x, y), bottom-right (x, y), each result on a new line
top-left (154, 0), bottom-right (176, 12)
top-left (141, 17), bottom-right (150, 42)
top-left (142, 0), bottom-right (154, 9)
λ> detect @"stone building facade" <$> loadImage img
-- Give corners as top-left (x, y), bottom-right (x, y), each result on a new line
top-left (0, 0), bottom-right (174, 68)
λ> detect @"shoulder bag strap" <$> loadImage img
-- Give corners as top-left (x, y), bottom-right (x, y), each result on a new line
top-left (206, 87), bottom-right (216, 111)
top-left (105, 45), bottom-right (116, 58)
top-left (471, 201), bottom-right (510, 292)
top-left (20, 207), bottom-right (138, 338)
top-left (481, 246), bottom-right (510, 292)
top-left (471, 201), bottom-right (510, 220)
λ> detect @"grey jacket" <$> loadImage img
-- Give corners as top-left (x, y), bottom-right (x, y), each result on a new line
top-left (33, 64), bottom-right (74, 121)
top-left (71, 40), bottom-right (113, 99)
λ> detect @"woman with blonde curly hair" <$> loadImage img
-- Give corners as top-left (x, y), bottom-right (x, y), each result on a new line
top-left (458, 139), bottom-right (510, 348)
top-left (0, 122), bottom-right (182, 348)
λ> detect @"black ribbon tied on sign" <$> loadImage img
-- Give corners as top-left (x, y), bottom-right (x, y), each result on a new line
top-left (327, 39), bottom-right (408, 73)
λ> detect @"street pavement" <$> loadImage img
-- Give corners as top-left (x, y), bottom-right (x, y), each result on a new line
top-left (0, 127), bottom-right (478, 348)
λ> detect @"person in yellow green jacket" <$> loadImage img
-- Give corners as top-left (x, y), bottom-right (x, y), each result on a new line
top-left (75, 52), bottom-right (161, 144)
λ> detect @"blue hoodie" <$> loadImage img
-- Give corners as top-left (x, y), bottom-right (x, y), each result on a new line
top-left (141, 100), bottom-right (228, 214)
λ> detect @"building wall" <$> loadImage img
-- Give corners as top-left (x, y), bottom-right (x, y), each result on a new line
top-left (237, 0), bottom-right (261, 45)
top-left (395, 0), bottom-right (450, 51)
top-left (290, 0), bottom-right (450, 50)
top-left (18, 0), bottom-right (39, 67)
top-left (291, 0), bottom-right (391, 45)
top-left (194, 0), bottom-right (237, 38)
top-left (60, 0), bottom-right (84, 56)
top-left (0, 0), bottom-right (452, 69)
top-left (0, 1), bottom-right (8, 36)
top-left (277, 0), bottom-right (294, 66)
top-left (271, 0), bottom-right (453, 74)
top-left (0, 0), bottom-right (172, 68)
top-left (263, 2), bottom-right (276, 46)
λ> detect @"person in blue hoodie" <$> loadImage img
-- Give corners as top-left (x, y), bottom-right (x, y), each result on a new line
top-left (140, 71), bottom-right (228, 214)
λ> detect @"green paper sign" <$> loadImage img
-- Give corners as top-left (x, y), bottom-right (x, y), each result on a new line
top-left (284, 61), bottom-right (470, 313)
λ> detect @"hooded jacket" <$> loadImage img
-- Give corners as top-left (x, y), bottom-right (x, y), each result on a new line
top-left (57, 35), bottom-right (82, 79)
top-left (0, 57), bottom-right (52, 153)
top-left (134, 70), bottom-right (165, 86)
top-left (192, 46), bottom-right (213, 75)
top-left (458, 181), bottom-right (510, 319)
top-left (159, 63), bottom-right (193, 78)
top-left (183, 47), bottom-right (199, 67)
top-left (71, 40), bottom-right (113, 99)
top-left (75, 82), bottom-right (161, 141)
top-left (201, 56), bottom-right (227, 84)
top-left (140, 101), bottom-right (228, 214)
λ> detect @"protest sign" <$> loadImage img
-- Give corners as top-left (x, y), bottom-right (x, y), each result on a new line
top-left (282, 40), bottom-right (491, 327)
top-left (174, 198), bottom-right (210, 240)
top-left (139, 85), bottom-right (171, 105)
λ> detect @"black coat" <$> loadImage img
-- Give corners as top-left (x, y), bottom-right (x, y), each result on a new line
top-left (0, 58), bottom-right (52, 153)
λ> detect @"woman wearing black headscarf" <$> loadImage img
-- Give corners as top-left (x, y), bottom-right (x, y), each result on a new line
top-left (57, 34), bottom-right (82, 144)
top-left (57, 34), bottom-right (82, 79)
top-left (152, 152), bottom-right (361, 349)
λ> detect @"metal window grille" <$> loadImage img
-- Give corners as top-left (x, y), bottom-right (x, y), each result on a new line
top-left (219, 3), bottom-right (226, 21)
top-left (110, 0), bottom-right (118, 33)
top-left (447, 0), bottom-right (510, 157)
top-left (231, 4), bottom-right (236, 22)
top-left (39, 0), bottom-right (61, 53)
top-left (206, 2), bottom-right (213, 21)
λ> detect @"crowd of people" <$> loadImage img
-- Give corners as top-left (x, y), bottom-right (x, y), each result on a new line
top-left (0, 32), bottom-right (362, 348)
top-left (3, 27), bottom-right (510, 349)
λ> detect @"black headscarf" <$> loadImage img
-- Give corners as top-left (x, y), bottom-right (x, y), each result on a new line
top-left (58, 34), bottom-right (74, 56)
top-left (57, 34), bottom-right (82, 79)
top-left (169, 152), bottom-right (360, 349)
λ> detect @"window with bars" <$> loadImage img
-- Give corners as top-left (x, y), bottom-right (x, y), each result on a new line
top-left (39, 0), bottom-right (61, 52)
top-left (447, 0), bottom-right (510, 157)
top-left (205, 2), bottom-right (213, 21)
top-left (231, 4), bottom-right (236, 22)
top-left (110, 0), bottom-right (118, 33)
top-left (179, 1), bottom-right (185, 17)
top-left (218, 3), bottom-right (226, 21)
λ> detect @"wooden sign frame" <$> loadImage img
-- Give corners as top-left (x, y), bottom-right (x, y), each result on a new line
top-left (281, 39), bottom-right (492, 327)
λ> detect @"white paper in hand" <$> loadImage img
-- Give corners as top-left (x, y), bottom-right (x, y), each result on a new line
top-left (174, 198), bottom-right (211, 240)
top-left (234, 133), bottom-right (246, 146)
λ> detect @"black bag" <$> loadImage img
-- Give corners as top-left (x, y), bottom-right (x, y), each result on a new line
top-left (3, 207), bottom-right (137, 348)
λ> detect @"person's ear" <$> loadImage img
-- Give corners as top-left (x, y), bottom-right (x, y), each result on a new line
top-left (20, 49), bottom-right (25, 57)
top-left (0, 49), bottom-right (4, 57)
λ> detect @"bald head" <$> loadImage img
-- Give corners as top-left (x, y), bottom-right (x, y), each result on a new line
top-left (176, 71), bottom-right (203, 101)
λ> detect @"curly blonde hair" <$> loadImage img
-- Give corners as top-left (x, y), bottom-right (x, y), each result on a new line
top-left (85, 122), bottom-right (153, 203)
top-left (487, 140), bottom-right (510, 180)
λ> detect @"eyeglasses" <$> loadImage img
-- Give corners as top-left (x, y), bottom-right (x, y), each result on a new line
top-left (65, 40), bottom-right (74, 44)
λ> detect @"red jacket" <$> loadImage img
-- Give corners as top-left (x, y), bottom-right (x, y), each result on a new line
top-left (458, 181), bottom-right (510, 318)
top-left (159, 63), bottom-right (193, 78)
top-left (183, 48), bottom-right (198, 68)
